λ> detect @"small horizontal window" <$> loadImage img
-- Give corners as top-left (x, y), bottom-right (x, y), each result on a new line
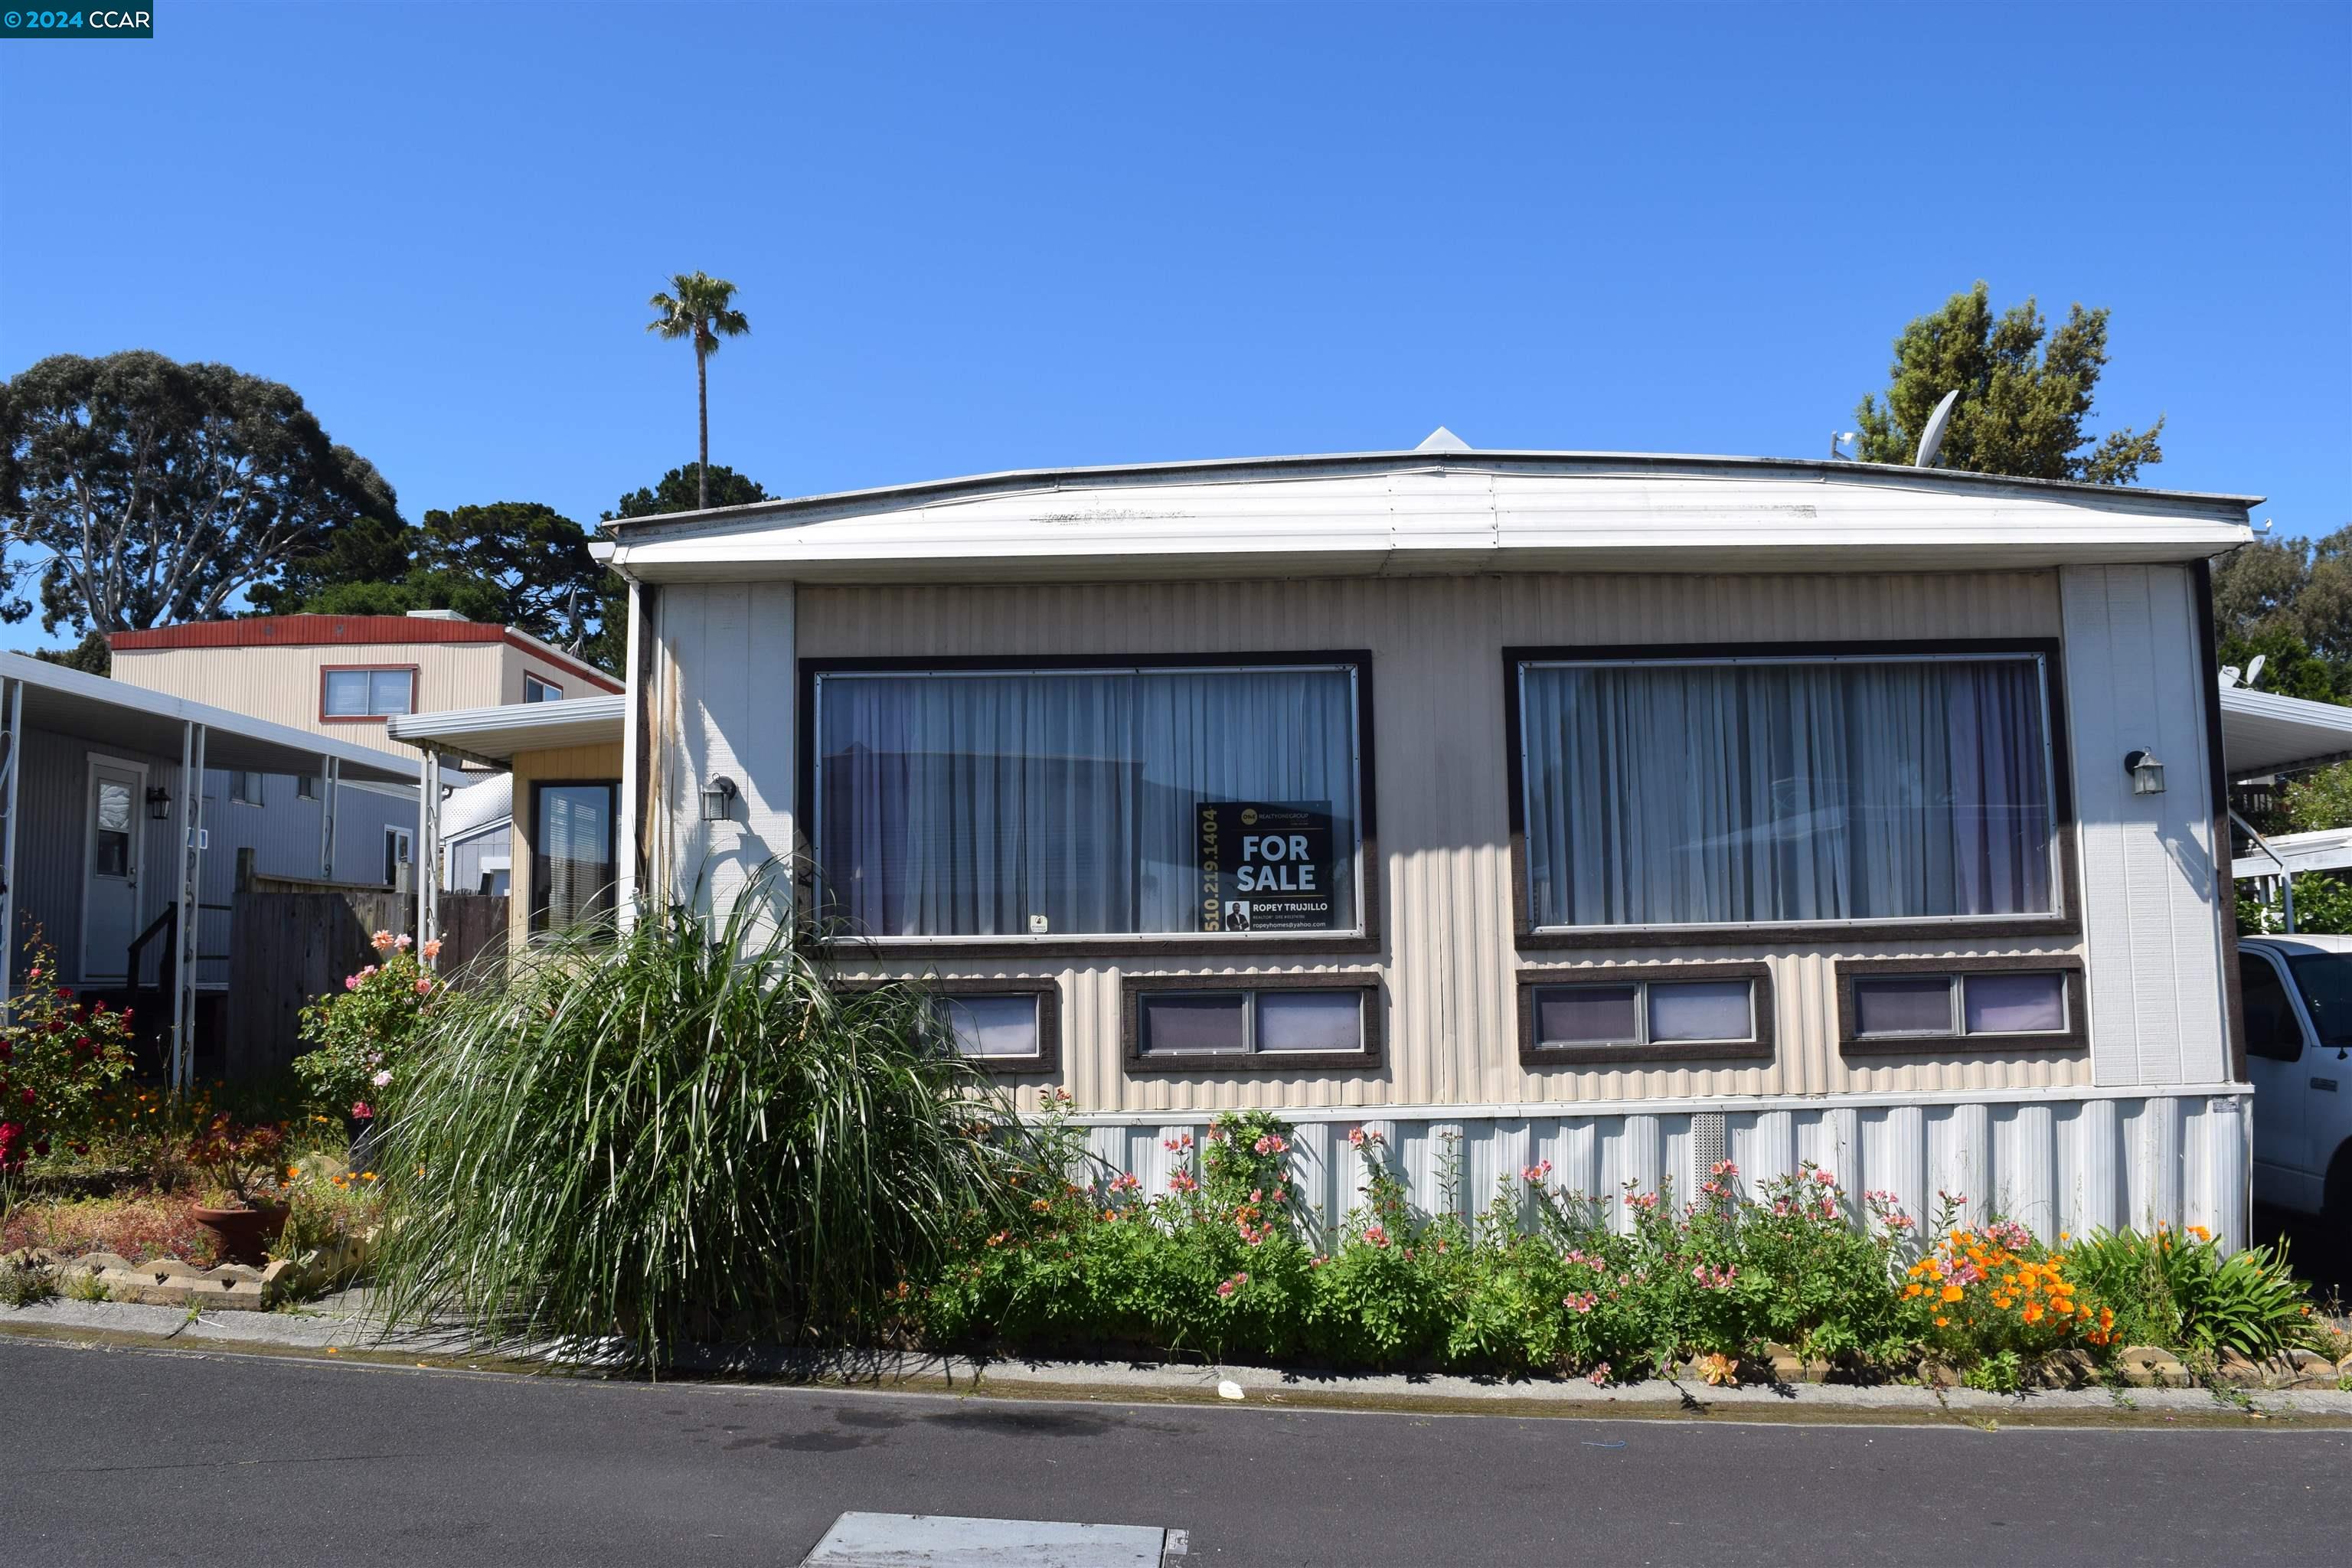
top-left (525, 673), bottom-right (563, 704)
top-left (324, 667), bottom-right (414, 718)
top-left (935, 992), bottom-right (1043, 1060)
top-left (1131, 982), bottom-right (1375, 1065)
top-left (1532, 978), bottom-right (1759, 1049)
top-left (1848, 969), bottom-right (2070, 1042)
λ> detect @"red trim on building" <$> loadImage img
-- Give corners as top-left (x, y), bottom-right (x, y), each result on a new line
top-left (108, 616), bottom-right (622, 691)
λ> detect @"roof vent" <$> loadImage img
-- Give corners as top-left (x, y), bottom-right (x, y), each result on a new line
top-left (1415, 426), bottom-right (1471, 452)
top-left (405, 609), bottom-right (469, 622)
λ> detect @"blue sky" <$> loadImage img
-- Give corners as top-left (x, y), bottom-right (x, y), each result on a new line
top-left (2, 2), bottom-right (2346, 651)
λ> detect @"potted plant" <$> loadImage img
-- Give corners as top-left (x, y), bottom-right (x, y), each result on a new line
top-left (187, 1115), bottom-right (290, 1265)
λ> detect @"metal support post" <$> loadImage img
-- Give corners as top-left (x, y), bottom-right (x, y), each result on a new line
top-left (171, 723), bottom-right (207, 1096)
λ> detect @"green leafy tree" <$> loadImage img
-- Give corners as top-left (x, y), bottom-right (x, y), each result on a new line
top-left (258, 501), bottom-right (609, 662)
top-left (1854, 283), bottom-right (2164, 485)
top-left (245, 513), bottom-right (415, 618)
top-left (645, 273), bottom-right (751, 511)
top-left (0, 351), bottom-right (402, 634)
top-left (2284, 769), bottom-right (2352, 834)
top-left (607, 462), bottom-right (769, 521)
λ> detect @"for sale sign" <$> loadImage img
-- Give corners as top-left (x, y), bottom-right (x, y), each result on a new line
top-left (1196, 800), bottom-right (1340, 933)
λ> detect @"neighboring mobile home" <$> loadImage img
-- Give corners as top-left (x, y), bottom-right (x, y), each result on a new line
top-left (0, 652), bottom-right (420, 1083)
top-left (585, 439), bottom-right (2266, 1243)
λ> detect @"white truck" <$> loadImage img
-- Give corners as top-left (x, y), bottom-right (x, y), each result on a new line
top-left (2238, 933), bottom-right (2352, 1223)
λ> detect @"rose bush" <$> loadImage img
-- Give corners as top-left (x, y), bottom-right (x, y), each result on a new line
top-left (292, 930), bottom-right (439, 1122)
top-left (0, 934), bottom-right (136, 1172)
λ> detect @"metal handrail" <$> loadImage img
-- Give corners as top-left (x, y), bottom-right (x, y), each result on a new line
top-left (126, 903), bottom-right (176, 998)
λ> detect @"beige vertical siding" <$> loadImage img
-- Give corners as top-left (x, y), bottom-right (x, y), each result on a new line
top-left (776, 570), bottom-right (2111, 1113)
top-left (2059, 564), bottom-right (2233, 1087)
top-left (111, 643), bottom-right (511, 759)
top-left (507, 741), bottom-right (625, 954)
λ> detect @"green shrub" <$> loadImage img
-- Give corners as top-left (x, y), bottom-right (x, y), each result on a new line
top-left (366, 884), bottom-right (1031, 1364)
top-left (2068, 1225), bottom-right (2319, 1358)
top-left (924, 1121), bottom-right (1932, 1380)
top-left (293, 929), bottom-right (439, 1122)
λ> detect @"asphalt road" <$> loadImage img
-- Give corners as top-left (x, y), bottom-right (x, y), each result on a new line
top-left (2, 1337), bottom-right (2345, 1566)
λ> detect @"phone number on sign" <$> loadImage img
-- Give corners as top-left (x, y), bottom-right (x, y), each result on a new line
top-left (4, 10), bottom-right (153, 29)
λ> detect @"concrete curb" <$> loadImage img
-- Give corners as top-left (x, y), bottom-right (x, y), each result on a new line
top-left (6, 1298), bottom-right (2349, 1427)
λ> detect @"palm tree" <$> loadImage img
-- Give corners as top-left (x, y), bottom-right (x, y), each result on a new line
top-left (645, 272), bottom-right (752, 511)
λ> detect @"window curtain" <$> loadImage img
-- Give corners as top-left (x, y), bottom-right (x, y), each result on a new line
top-left (1521, 658), bottom-right (2053, 928)
top-left (817, 668), bottom-right (1358, 937)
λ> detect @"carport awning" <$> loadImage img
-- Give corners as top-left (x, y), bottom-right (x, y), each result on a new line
top-left (0, 651), bottom-right (418, 784)
top-left (2219, 684), bottom-right (2352, 777)
top-left (387, 694), bottom-right (624, 768)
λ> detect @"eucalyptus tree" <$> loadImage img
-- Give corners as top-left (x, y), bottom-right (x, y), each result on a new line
top-left (0, 351), bottom-right (400, 634)
top-left (645, 273), bottom-right (752, 511)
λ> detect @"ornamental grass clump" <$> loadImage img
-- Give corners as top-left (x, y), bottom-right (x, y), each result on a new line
top-left (366, 887), bottom-right (1031, 1364)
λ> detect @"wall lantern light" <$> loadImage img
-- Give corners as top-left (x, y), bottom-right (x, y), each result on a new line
top-left (2124, 750), bottom-right (2166, 795)
top-left (145, 786), bottom-right (173, 821)
top-left (700, 775), bottom-right (740, 822)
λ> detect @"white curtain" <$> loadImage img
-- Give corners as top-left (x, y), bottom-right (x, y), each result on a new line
top-left (1521, 657), bottom-right (2053, 927)
top-left (817, 668), bottom-right (1357, 937)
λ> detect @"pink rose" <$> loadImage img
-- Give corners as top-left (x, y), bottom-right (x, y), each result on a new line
top-left (351, 1101), bottom-right (374, 1119)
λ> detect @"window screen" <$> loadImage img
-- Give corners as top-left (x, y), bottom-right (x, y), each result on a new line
top-left (1530, 977), bottom-right (1759, 1050)
top-left (324, 668), bottom-right (415, 717)
top-left (1136, 986), bottom-right (1367, 1059)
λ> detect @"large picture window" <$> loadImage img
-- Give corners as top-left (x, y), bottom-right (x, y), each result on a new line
top-left (1513, 648), bottom-right (2061, 933)
top-left (532, 780), bottom-right (618, 933)
top-left (812, 659), bottom-right (1365, 942)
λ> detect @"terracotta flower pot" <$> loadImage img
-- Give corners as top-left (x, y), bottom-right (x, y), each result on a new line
top-left (191, 1201), bottom-right (290, 1267)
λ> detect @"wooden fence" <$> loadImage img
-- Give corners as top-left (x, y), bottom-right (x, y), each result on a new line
top-left (224, 880), bottom-right (509, 1079)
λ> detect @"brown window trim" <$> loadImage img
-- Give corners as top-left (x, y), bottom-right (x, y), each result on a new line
top-left (319, 662), bottom-right (421, 724)
top-left (524, 671), bottom-right (565, 701)
top-left (834, 973), bottom-right (1062, 1076)
top-left (1501, 639), bottom-right (2084, 952)
top-left (1122, 970), bottom-right (1385, 1073)
top-left (1517, 959), bottom-right (1775, 1067)
top-left (796, 649), bottom-right (1382, 961)
top-left (1834, 954), bottom-right (2087, 1056)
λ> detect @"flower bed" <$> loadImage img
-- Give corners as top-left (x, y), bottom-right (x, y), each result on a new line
top-left (917, 1103), bottom-right (2334, 1390)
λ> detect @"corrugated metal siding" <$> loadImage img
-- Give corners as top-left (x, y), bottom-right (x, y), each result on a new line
top-left (2060, 565), bottom-right (2232, 1087)
top-left (1073, 1093), bottom-right (2249, 1252)
top-left (794, 572), bottom-right (2090, 1112)
top-left (110, 642), bottom-right (511, 760)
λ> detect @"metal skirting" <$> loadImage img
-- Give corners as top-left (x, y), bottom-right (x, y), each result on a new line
top-left (1076, 1090), bottom-right (2252, 1252)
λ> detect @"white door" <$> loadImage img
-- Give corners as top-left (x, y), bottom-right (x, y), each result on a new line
top-left (384, 826), bottom-right (413, 890)
top-left (2240, 949), bottom-right (2316, 1211)
top-left (82, 756), bottom-right (147, 983)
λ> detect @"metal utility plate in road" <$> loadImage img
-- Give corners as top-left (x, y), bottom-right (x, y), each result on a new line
top-left (799, 1512), bottom-right (1182, 1566)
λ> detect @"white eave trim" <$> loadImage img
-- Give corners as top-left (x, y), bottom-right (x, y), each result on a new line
top-left (387, 694), bottom-right (626, 765)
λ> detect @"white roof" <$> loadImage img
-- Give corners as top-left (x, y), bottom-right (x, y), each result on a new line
top-left (439, 772), bottom-right (513, 841)
top-left (601, 448), bottom-right (2257, 585)
top-left (2218, 684), bottom-right (2352, 776)
top-left (0, 652), bottom-right (418, 785)
top-left (387, 694), bottom-right (624, 767)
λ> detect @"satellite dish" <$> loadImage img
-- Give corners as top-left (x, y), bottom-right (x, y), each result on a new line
top-left (1913, 389), bottom-right (1961, 468)
top-left (2246, 654), bottom-right (2268, 689)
